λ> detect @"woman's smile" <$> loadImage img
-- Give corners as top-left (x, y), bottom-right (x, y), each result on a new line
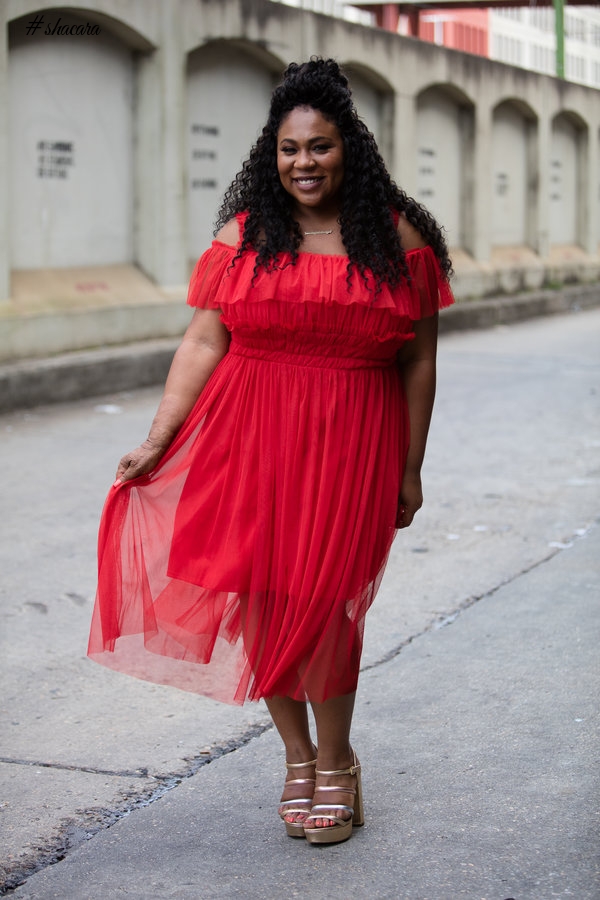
top-left (277, 106), bottom-right (344, 214)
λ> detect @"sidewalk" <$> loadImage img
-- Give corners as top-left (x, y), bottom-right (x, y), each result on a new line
top-left (11, 526), bottom-right (599, 900)
top-left (1, 281), bottom-right (598, 414)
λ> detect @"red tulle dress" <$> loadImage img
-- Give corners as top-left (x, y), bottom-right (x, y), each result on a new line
top-left (88, 213), bottom-right (453, 704)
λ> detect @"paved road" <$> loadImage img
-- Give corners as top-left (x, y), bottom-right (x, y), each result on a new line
top-left (1, 308), bottom-right (599, 897)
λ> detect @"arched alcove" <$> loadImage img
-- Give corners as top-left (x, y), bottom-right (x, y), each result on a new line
top-left (415, 84), bottom-right (475, 250)
top-left (598, 126), bottom-right (600, 253)
top-left (342, 61), bottom-right (394, 164)
top-left (549, 111), bottom-right (587, 247)
top-left (491, 99), bottom-right (538, 248)
top-left (7, 9), bottom-right (150, 269)
top-left (186, 41), bottom-right (283, 262)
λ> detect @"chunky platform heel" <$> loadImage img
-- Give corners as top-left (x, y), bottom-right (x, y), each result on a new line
top-left (304, 750), bottom-right (364, 845)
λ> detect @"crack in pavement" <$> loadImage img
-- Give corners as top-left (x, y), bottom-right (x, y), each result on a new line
top-left (3, 524), bottom-right (595, 896)
top-left (0, 722), bottom-right (273, 896)
top-left (0, 758), bottom-right (153, 779)
top-left (362, 522), bottom-right (597, 675)
top-left (360, 548), bottom-right (561, 673)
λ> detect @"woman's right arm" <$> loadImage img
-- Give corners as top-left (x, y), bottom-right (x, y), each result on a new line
top-left (115, 306), bottom-right (230, 483)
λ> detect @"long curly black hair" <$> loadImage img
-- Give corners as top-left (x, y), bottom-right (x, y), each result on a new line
top-left (215, 57), bottom-right (452, 291)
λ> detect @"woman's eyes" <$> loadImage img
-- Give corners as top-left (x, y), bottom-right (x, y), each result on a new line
top-left (280, 144), bottom-right (332, 154)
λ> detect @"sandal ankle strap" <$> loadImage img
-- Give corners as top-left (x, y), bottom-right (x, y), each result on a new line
top-left (285, 758), bottom-right (317, 770)
top-left (316, 762), bottom-right (360, 777)
top-left (315, 749), bottom-right (360, 778)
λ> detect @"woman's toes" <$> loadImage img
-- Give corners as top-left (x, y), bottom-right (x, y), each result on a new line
top-left (284, 810), bottom-right (308, 824)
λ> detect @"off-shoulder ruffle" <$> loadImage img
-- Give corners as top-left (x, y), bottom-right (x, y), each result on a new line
top-left (187, 239), bottom-right (453, 321)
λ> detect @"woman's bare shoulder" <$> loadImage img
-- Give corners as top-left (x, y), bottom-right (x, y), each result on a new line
top-left (396, 212), bottom-right (427, 251)
top-left (214, 217), bottom-right (240, 247)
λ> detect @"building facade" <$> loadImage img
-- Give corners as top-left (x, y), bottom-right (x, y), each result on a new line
top-left (490, 5), bottom-right (600, 88)
top-left (1, 0), bottom-right (599, 361)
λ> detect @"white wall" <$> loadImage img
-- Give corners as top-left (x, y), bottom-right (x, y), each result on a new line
top-left (8, 13), bottom-right (133, 268)
top-left (186, 44), bottom-right (276, 260)
top-left (492, 104), bottom-right (529, 246)
top-left (344, 68), bottom-right (384, 151)
top-left (416, 90), bottom-right (462, 248)
top-left (549, 115), bottom-right (579, 245)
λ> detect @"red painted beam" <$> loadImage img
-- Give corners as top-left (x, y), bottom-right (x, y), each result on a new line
top-left (355, 1), bottom-right (592, 12)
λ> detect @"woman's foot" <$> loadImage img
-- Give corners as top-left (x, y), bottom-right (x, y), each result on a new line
top-left (278, 751), bottom-right (317, 837)
top-left (304, 749), bottom-right (364, 845)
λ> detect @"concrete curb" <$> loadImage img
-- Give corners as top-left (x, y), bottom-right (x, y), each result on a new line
top-left (1, 282), bottom-right (598, 414)
top-left (0, 339), bottom-right (179, 415)
top-left (437, 280), bottom-right (599, 333)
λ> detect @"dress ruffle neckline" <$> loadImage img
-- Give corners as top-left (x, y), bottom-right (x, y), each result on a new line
top-left (187, 212), bottom-right (454, 321)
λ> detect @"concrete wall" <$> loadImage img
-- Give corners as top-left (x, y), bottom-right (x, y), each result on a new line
top-left (1, 0), bottom-right (599, 356)
top-left (8, 13), bottom-right (135, 268)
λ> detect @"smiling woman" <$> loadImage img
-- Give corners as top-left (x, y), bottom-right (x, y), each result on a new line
top-left (276, 106), bottom-right (345, 243)
top-left (88, 57), bottom-right (453, 847)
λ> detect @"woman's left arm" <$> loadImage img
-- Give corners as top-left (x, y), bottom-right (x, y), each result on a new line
top-left (396, 313), bottom-right (439, 528)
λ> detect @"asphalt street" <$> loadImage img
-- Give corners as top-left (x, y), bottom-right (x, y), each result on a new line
top-left (1, 307), bottom-right (599, 898)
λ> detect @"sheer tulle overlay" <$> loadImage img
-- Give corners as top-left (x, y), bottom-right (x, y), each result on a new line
top-left (88, 215), bottom-right (453, 704)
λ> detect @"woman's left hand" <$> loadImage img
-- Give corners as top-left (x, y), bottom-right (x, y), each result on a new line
top-left (396, 471), bottom-right (423, 528)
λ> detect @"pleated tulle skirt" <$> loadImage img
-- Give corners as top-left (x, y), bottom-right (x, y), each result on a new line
top-left (88, 336), bottom-right (408, 704)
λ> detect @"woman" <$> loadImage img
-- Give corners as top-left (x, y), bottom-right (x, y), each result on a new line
top-left (88, 58), bottom-right (453, 845)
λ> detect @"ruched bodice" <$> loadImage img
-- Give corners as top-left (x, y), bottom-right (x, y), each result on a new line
top-left (229, 327), bottom-right (399, 369)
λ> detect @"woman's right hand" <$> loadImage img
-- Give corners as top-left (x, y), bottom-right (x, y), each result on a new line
top-left (115, 439), bottom-right (168, 484)
top-left (112, 307), bottom-right (231, 487)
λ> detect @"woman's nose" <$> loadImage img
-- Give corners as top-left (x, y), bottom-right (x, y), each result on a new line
top-left (295, 148), bottom-right (314, 168)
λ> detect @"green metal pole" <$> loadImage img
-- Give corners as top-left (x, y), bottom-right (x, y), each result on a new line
top-left (554, 0), bottom-right (565, 79)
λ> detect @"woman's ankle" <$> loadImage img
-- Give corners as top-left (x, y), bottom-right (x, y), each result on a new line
top-left (315, 745), bottom-right (353, 771)
top-left (285, 741), bottom-right (317, 766)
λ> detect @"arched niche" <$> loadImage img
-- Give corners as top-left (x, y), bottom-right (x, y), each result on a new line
top-left (549, 111), bottom-right (587, 247)
top-left (7, 10), bottom-right (151, 269)
top-left (186, 41), bottom-right (282, 262)
top-left (342, 62), bottom-right (394, 165)
top-left (415, 84), bottom-right (475, 250)
top-left (491, 99), bottom-right (538, 248)
top-left (598, 126), bottom-right (600, 254)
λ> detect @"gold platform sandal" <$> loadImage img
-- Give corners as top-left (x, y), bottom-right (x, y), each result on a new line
top-left (303, 750), bottom-right (364, 845)
top-left (278, 757), bottom-right (317, 838)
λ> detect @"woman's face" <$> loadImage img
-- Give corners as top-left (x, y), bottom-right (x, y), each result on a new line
top-left (276, 106), bottom-right (344, 214)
